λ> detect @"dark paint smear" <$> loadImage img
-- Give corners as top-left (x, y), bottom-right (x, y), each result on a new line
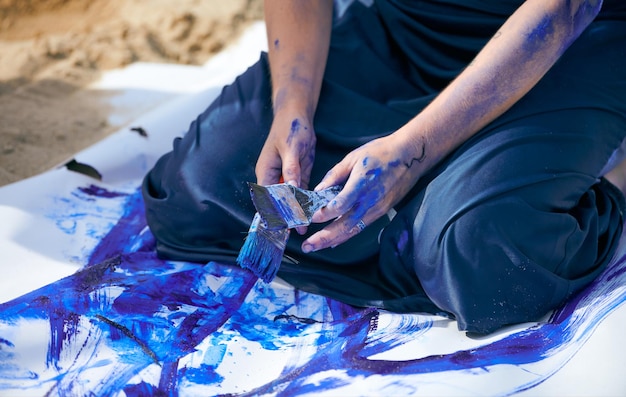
top-left (64, 159), bottom-right (102, 181)
top-left (95, 314), bottom-right (160, 364)
top-left (124, 381), bottom-right (158, 397)
top-left (78, 184), bottom-right (128, 199)
top-left (287, 118), bottom-right (300, 145)
top-left (0, 185), bottom-right (625, 396)
top-left (274, 314), bottom-right (323, 325)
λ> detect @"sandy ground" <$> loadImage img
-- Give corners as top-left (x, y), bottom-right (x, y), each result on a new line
top-left (0, 0), bottom-right (263, 187)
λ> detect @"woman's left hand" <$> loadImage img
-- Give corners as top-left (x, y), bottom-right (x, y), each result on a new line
top-left (301, 133), bottom-right (427, 253)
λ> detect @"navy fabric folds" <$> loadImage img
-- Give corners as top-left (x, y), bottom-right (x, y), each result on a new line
top-left (143, 1), bottom-right (626, 333)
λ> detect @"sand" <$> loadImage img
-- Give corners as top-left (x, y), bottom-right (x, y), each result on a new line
top-left (0, 0), bottom-right (263, 187)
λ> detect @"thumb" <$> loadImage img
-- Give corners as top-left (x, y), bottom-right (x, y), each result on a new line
top-left (281, 153), bottom-right (302, 188)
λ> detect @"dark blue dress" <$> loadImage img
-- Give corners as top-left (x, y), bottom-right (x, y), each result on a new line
top-left (142, 0), bottom-right (626, 333)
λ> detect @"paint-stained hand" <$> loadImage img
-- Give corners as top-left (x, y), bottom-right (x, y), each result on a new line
top-left (302, 134), bottom-right (426, 253)
top-left (256, 110), bottom-right (316, 189)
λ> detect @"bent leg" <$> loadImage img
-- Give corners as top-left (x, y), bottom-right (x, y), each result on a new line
top-left (142, 54), bottom-right (274, 262)
top-left (392, 114), bottom-right (626, 334)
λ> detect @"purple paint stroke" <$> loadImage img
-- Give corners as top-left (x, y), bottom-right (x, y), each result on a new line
top-left (78, 185), bottom-right (128, 199)
top-left (87, 188), bottom-right (152, 267)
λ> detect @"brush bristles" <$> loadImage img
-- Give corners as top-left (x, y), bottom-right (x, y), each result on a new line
top-left (237, 213), bottom-right (289, 283)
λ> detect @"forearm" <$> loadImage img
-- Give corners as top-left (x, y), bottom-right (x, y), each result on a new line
top-left (397, 0), bottom-right (602, 171)
top-left (264, 0), bottom-right (333, 118)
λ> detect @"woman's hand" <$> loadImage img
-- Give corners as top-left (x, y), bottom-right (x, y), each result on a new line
top-left (301, 133), bottom-right (426, 252)
top-left (255, 109), bottom-right (316, 189)
top-left (257, 0), bottom-right (332, 188)
top-left (299, 0), bottom-right (603, 253)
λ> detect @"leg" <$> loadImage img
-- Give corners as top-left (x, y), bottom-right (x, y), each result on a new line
top-left (391, 112), bottom-right (626, 334)
top-left (142, 54), bottom-right (274, 262)
top-left (281, 19), bottom-right (626, 332)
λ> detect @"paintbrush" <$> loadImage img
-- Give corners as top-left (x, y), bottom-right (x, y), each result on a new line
top-left (237, 212), bottom-right (290, 283)
top-left (248, 182), bottom-right (342, 230)
top-left (237, 183), bottom-right (341, 283)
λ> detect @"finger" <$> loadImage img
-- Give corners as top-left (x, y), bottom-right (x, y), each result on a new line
top-left (256, 163), bottom-right (282, 186)
top-left (301, 211), bottom-right (372, 253)
top-left (299, 151), bottom-right (315, 191)
top-left (313, 164), bottom-right (348, 191)
top-left (255, 145), bottom-right (283, 186)
top-left (310, 162), bottom-right (372, 224)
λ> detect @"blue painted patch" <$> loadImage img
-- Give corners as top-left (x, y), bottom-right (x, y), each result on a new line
top-left (0, 184), bottom-right (625, 395)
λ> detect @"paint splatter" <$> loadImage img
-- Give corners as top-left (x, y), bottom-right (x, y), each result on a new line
top-left (0, 184), bottom-right (625, 395)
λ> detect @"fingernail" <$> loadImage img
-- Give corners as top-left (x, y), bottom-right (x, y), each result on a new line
top-left (302, 243), bottom-right (316, 253)
top-left (313, 181), bottom-right (326, 191)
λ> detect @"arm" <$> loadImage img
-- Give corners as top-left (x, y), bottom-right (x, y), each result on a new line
top-left (398, 0), bottom-right (603, 171)
top-left (302, 0), bottom-right (603, 253)
top-left (256, 0), bottom-right (334, 188)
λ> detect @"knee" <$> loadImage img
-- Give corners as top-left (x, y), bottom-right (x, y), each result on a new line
top-left (413, 200), bottom-right (569, 334)
top-left (142, 150), bottom-right (254, 259)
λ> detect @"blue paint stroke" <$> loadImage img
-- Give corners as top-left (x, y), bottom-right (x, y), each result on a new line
top-left (287, 118), bottom-right (301, 146)
top-left (0, 183), bottom-right (625, 396)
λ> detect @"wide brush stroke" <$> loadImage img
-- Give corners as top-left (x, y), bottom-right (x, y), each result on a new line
top-left (0, 184), bottom-right (625, 396)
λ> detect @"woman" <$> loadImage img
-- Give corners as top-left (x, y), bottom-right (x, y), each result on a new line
top-left (143, 0), bottom-right (626, 333)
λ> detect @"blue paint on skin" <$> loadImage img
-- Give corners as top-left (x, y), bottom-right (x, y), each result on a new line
top-left (388, 159), bottom-right (402, 168)
top-left (1, 184), bottom-right (625, 395)
top-left (339, 165), bottom-right (385, 226)
top-left (524, 14), bottom-right (555, 53)
top-left (572, 0), bottom-right (603, 31)
top-left (365, 167), bottom-right (382, 179)
top-left (287, 118), bottom-right (300, 146)
top-left (274, 39), bottom-right (280, 49)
